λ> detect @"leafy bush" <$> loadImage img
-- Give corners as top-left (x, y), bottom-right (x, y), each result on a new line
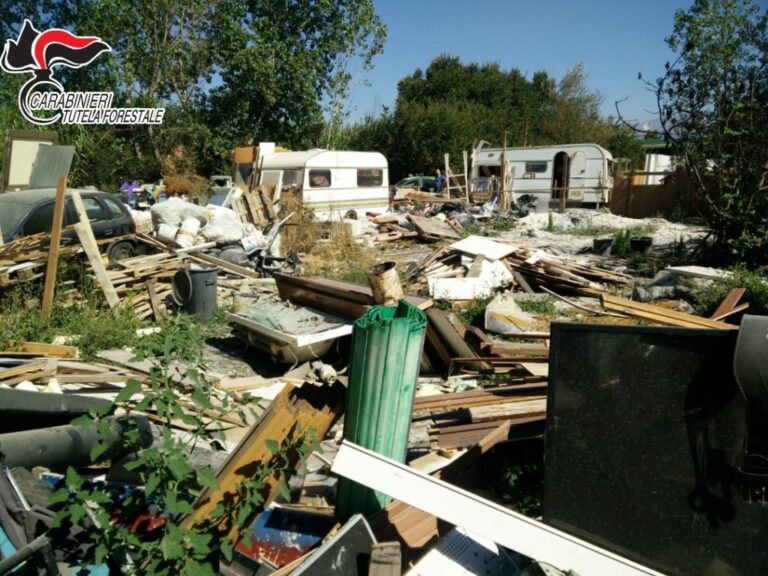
top-left (693, 267), bottom-right (768, 316)
top-left (50, 314), bottom-right (317, 573)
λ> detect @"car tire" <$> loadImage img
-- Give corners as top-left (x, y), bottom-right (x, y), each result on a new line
top-left (107, 240), bottom-right (136, 261)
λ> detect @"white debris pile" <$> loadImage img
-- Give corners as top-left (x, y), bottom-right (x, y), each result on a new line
top-left (149, 197), bottom-right (250, 248)
top-left (500, 209), bottom-right (708, 256)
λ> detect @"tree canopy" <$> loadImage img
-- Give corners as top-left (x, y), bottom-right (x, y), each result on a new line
top-left (0, 0), bottom-right (386, 189)
top-left (653, 0), bottom-right (768, 264)
top-left (348, 56), bottom-right (642, 180)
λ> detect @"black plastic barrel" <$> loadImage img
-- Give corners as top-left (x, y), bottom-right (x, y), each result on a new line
top-left (172, 264), bottom-right (219, 322)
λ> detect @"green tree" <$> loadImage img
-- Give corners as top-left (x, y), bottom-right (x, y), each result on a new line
top-left (208, 0), bottom-right (385, 150)
top-left (0, 1), bottom-right (385, 188)
top-left (540, 64), bottom-right (611, 144)
top-left (652, 0), bottom-right (768, 264)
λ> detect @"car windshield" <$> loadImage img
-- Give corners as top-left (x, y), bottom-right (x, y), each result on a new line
top-left (0, 201), bottom-right (32, 238)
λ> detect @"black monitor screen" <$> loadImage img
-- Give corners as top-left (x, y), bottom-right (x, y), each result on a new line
top-left (544, 322), bottom-right (768, 576)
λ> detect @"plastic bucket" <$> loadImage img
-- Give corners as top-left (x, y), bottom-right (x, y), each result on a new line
top-left (172, 264), bottom-right (219, 322)
top-left (157, 223), bottom-right (179, 243)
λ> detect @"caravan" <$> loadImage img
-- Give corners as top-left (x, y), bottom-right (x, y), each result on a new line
top-left (471, 143), bottom-right (615, 209)
top-left (256, 147), bottom-right (389, 220)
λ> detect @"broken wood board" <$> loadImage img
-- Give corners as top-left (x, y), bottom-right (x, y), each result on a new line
top-left (413, 386), bottom-right (547, 415)
top-left (41, 177), bottom-right (67, 320)
top-left (0, 342), bottom-right (78, 358)
top-left (407, 214), bottom-right (461, 240)
top-left (71, 190), bottom-right (120, 309)
top-left (273, 274), bottom-right (432, 320)
top-left (710, 287), bottom-right (747, 320)
top-left (190, 252), bottom-right (260, 279)
top-left (468, 398), bottom-right (547, 423)
top-left (601, 294), bottom-right (739, 330)
top-left (332, 441), bottom-right (666, 576)
top-left (182, 381), bottom-right (345, 541)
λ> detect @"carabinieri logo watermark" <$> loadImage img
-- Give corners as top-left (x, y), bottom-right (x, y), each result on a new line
top-left (0, 19), bottom-right (165, 126)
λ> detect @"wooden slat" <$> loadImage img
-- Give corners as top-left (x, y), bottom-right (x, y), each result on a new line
top-left (710, 288), bottom-right (747, 319)
top-left (0, 341), bottom-right (78, 358)
top-left (74, 220), bottom-right (120, 309)
top-left (181, 381), bottom-right (345, 541)
top-left (41, 177), bottom-right (67, 320)
top-left (602, 294), bottom-right (738, 330)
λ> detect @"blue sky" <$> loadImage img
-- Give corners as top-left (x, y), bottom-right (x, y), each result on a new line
top-left (348, 0), bottom-right (695, 127)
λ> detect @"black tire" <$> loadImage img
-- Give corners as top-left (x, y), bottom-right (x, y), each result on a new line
top-left (107, 240), bottom-right (136, 261)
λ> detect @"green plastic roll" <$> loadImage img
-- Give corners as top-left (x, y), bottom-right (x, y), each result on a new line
top-left (336, 300), bottom-right (427, 520)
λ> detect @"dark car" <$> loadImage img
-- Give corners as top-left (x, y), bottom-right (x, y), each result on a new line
top-left (0, 188), bottom-right (139, 260)
top-left (393, 175), bottom-right (438, 193)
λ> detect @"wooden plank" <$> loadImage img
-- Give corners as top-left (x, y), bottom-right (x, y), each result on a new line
top-left (0, 341), bottom-right (78, 358)
top-left (73, 219), bottom-right (121, 309)
top-left (712, 302), bottom-right (749, 321)
top-left (54, 373), bottom-right (134, 384)
top-left (145, 278), bottom-right (165, 321)
top-left (601, 294), bottom-right (738, 330)
top-left (465, 255), bottom-right (485, 278)
top-left (0, 359), bottom-right (51, 380)
top-left (332, 442), bottom-right (666, 576)
top-left (41, 177), bottom-right (67, 320)
top-left (710, 287), bottom-right (746, 319)
top-left (182, 381), bottom-right (345, 541)
top-left (368, 542), bottom-right (401, 576)
top-left (469, 398), bottom-right (547, 422)
top-left (71, 190), bottom-right (120, 310)
top-left (408, 214), bottom-right (461, 240)
top-left (190, 252), bottom-right (259, 279)
top-left (511, 270), bottom-right (535, 294)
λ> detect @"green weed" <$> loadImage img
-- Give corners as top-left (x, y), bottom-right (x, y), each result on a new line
top-left (517, 297), bottom-right (557, 315)
top-left (693, 267), bottom-right (768, 316)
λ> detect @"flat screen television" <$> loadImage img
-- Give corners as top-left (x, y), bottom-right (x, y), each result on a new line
top-left (545, 322), bottom-right (768, 576)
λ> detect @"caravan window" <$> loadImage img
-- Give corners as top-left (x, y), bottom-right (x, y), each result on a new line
top-left (261, 170), bottom-right (282, 187)
top-left (309, 170), bottom-right (331, 188)
top-left (525, 161), bottom-right (548, 173)
top-left (357, 168), bottom-right (383, 187)
top-left (282, 169), bottom-right (302, 187)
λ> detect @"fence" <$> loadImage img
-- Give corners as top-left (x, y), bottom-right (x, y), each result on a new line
top-left (610, 171), bottom-right (700, 219)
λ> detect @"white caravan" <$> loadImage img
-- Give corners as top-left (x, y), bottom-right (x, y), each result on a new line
top-left (471, 143), bottom-right (615, 208)
top-left (258, 148), bottom-right (389, 220)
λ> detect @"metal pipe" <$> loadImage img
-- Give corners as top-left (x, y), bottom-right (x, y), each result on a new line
top-left (0, 415), bottom-right (153, 471)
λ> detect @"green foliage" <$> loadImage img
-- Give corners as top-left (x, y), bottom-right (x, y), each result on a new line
top-left (0, 1), bottom-right (386, 188)
top-left (454, 295), bottom-right (494, 326)
top-left (517, 297), bottom-right (557, 316)
top-left (0, 267), bottom-right (141, 360)
top-left (459, 223), bottom-right (483, 238)
top-left (692, 267), bottom-right (768, 316)
top-left (50, 313), bottom-right (318, 572)
top-left (491, 214), bottom-right (515, 232)
top-left (652, 0), bottom-right (768, 265)
top-left (611, 229), bottom-right (633, 257)
top-left (349, 56), bottom-right (631, 181)
top-left (481, 446), bottom-right (543, 517)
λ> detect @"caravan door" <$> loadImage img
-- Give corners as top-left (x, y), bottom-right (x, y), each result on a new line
top-left (568, 151), bottom-right (587, 201)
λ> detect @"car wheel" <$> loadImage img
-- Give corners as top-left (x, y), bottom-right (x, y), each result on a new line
top-left (107, 240), bottom-right (136, 261)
